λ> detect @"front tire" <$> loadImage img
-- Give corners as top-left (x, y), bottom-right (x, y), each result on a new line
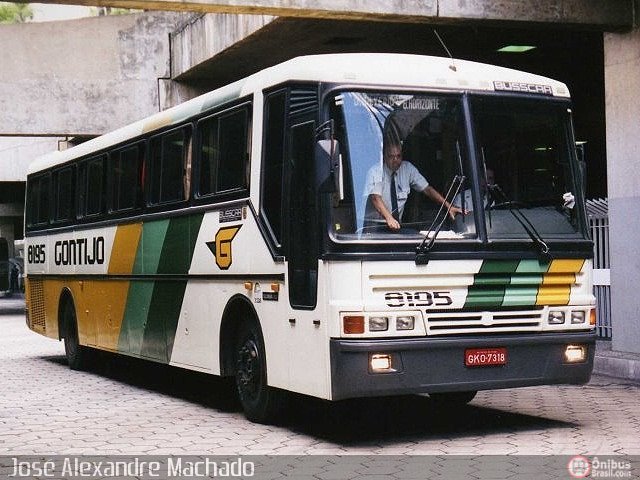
top-left (235, 321), bottom-right (285, 423)
top-left (62, 299), bottom-right (87, 370)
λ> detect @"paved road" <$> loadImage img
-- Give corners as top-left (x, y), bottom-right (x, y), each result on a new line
top-left (1, 303), bottom-right (639, 458)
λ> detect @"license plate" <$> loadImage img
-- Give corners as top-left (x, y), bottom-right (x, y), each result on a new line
top-left (464, 347), bottom-right (508, 367)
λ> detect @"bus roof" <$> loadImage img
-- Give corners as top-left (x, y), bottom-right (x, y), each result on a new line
top-left (28, 53), bottom-right (570, 174)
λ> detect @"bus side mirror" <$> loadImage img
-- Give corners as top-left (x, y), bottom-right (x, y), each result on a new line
top-left (315, 139), bottom-right (343, 199)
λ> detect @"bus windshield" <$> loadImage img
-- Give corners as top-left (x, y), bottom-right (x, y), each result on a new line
top-left (471, 96), bottom-right (583, 240)
top-left (328, 91), bottom-right (584, 243)
top-left (329, 91), bottom-right (477, 241)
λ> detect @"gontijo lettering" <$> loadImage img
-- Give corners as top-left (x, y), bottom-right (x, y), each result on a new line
top-left (54, 236), bottom-right (105, 266)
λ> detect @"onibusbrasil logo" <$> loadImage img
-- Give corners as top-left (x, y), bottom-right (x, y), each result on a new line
top-left (568, 456), bottom-right (591, 478)
top-left (568, 455), bottom-right (632, 479)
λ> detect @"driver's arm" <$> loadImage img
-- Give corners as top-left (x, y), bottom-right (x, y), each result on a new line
top-left (423, 186), bottom-right (464, 220)
top-left (370, 194), bottom-right (400, 231)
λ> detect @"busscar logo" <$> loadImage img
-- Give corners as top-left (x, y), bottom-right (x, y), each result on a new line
top-left (207, 226), bottom-right (241, 270)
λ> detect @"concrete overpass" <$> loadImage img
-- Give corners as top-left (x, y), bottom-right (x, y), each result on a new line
top-left (2, 1), bottom-right (640, 358)
top-left (16, 0), bottom-right (636, 28)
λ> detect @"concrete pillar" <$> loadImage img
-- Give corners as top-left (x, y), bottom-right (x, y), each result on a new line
top-left (604, 27), bottom-right (640, 354)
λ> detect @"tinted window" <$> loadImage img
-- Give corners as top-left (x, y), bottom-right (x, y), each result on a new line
top-left (198, 106), bottom-right (250, 196)
top-left (110, 144), bottom-right (143, 212)
top-left (78, 155), bottom-right (105, 218)
top-left (26, 175), bottom-right (50, 227)
top-left (148, 127), bottom-right (190, 205)
top-left (52, 167), bottom-right (74, 222)
top-left (261, 91), bottom-right (286, 244)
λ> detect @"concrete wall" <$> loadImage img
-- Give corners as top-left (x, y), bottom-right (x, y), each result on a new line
top-left (0, 11), bottom-right (190, 137)
top-left (0, 138), bottom-right (63, 181)
top-left (604, 27), bottom-right (640, 354)
top-left (28, 0), bottom-right (634, 29)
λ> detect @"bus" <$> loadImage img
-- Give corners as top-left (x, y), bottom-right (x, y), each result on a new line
top-left (25, 53), bottom-right (596, 423)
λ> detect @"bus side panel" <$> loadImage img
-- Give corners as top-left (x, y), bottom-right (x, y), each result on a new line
top-left (170, 210), bottom-right (283, 374)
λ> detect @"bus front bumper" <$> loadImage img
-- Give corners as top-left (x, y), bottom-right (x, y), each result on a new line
top-left (329, 331), bottom-right (596, 400)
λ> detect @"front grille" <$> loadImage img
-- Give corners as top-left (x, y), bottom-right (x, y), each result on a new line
top-left (426, 309), bottom-right (543, 336)
top-left (28, 279), bottom-right (46, 332)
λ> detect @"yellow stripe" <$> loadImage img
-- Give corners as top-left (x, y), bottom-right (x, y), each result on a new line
top-left (536, 259), bottom-right (585, 306)
top-left (547, 259), bottom-right (585, 273)
top-left (108, 223), bottom-right (143, 274)
top-left (88, 223), bottom-right (143, 350)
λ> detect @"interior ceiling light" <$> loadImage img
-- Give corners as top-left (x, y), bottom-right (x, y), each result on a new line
top-left (497, 45), bottom-right (537, 53)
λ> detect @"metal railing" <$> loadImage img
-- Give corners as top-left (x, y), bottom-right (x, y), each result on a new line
top-left (586, 198), bottom-right (611, 339)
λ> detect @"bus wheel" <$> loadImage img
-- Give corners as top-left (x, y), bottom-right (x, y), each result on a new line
top-left (234, 321), bottom-right (285, 423)
top-left (429, 391), bottom-right (477, 407)
top-left (62, 299), bottom-right (86, 371)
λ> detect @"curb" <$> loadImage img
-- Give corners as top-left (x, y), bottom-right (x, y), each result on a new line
top-left (593, 340), bottom-right (640, 383)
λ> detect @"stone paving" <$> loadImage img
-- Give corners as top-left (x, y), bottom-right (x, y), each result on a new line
top-left (1, 300), bottom-right (639, 460)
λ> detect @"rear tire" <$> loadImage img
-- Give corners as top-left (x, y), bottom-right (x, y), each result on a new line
top-left (62, 299), bottom-right (87, 371)
top-left (235, 321), bottom-right (285, 423)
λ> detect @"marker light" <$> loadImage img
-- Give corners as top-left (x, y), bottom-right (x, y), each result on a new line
top-left (369, 316), bottom-right (389, 332)
top-left (571, 311), bottom-right (586, 324)
top-left (396, 316), bottom-right (415, 331)
top-left (370, 354), bottom-right (392, 372)
top-left (564, 345), bottom-right (587, 363)
top-left (344, 315), bottom-right (365, 334)
top-left (548, 310), bottom-right (566, 325)
top-left (589, 309), bottom-right (597, 326)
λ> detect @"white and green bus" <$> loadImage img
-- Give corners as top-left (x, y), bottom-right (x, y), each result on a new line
top-left (25, 53), bottom-right (596, 423)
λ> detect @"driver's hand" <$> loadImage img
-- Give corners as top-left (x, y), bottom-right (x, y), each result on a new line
top-left (386, 217), bottom-right (401, 231)
top-left (449, 206), bottom-right (466, 220)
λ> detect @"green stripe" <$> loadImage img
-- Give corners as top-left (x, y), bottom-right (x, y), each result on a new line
top-left (515, 259), bottom-right (550, 273)
top-left (120, 214), bottom-right (204, 362)
top-left (478, 260), bottom-right (519, 274)
top-left (464, 285), bottom-right (506, 308)
top-left (119, 281), bottom-right (155, 355)
top-left (464, 259), bottom-right (553, 308)
top-left (502, 286), bottom-right (539, 306)
top-left (142, 214), bottom-right (204, 361)
top-left (133, 220), bottom-right (170, 275)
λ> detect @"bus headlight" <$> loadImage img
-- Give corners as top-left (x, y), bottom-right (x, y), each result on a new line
top-left (571, 311), bottom-right (586, 324)
top-left (396, 316), bottom-right (415, 330)
top-left (548, 310), bottom-right (565, 324)
top-left (370, 353), bottom-right (392, 372)
top-left (369, 316), bottom-right (389, 332)
top-left (564, 345), bottom-right (587, 363)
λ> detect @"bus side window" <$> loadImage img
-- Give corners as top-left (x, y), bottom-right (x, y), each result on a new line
top-left (197, 104), bottom-right (251, 197)
top-left (110, 143), bottom-right (143, 212)
top-left (52, 167), bottom-right (75, 223)
top-left (78, 155), bottom-right (106, 219)
top-left (26, 175), bottom-right (50, 228)
top-left (148, 126), bottom-right (191, 205)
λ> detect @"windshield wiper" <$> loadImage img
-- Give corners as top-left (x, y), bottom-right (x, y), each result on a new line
top-left (415, 175), bottom-right (465, 265)
top-left (488, 184), bottom-right (550, 259)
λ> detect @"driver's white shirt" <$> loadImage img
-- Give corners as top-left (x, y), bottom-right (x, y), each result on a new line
top-left (364, 161), bottom-right (429, 222)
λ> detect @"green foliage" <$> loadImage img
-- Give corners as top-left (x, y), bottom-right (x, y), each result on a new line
top-left (0, 2), bottom-right (33, 24)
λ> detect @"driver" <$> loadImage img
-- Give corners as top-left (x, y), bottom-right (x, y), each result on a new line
top-left (364, 141), bottom-right (463, 231)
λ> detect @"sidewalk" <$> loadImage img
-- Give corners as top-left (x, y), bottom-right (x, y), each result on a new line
top-left (594, 339), bottom-right (640, 383)
top-left (0, 292), bottom-right (26, 315)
